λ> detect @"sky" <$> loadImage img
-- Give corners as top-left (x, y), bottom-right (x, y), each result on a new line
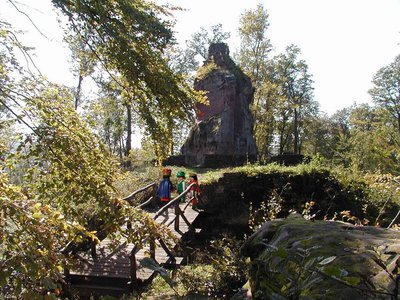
top-left (1, 0), bottom-right (400, 116)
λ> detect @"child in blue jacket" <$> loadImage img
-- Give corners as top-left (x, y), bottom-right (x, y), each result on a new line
top-left (157, 168), bottom-right (174, 203)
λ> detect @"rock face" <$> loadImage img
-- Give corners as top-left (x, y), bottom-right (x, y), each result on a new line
top-left (181, 43), bottom-right (257, 167)
top-left (195, 170), bottom-right (373, 237)
top-left (241, 214), bottom-right (400, 300)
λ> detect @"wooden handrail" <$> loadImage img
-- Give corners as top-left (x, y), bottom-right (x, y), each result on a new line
top-left (137, 196), bottom-right (154, 209)
top-left (123, 182), bottom-right (157, 202)
top-left (129, 182), bottom-right (200, 288)
top-left (130, 245), bottom-right (138, 291)
top-left (153, 182), bottom-right (196, 219)
top-left (90, 183), bottom-right (157, 258)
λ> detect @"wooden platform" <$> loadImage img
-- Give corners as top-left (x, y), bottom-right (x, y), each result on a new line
top-left (67, 203), bottom-right (200, 290)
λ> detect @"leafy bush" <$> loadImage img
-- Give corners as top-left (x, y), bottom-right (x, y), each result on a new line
top-left (138, 235), bottom-right (246, 299)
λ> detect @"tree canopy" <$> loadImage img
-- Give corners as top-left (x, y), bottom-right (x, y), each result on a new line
top-left (52, 0), bottom-right (205, 163)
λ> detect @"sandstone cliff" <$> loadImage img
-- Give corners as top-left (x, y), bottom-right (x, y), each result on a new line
top-left (181, 43), bottom-right (257, 167)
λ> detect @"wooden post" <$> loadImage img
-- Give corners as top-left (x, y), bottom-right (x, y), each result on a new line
top-left (91, 240), bottom-right (96, 259)
top-left (174, 200), bottom-right (180, 231)
top-left (130, 247), bottom-right (138, 291)
top-left (159, 239), bottom-right (175, 263)
top-left (150, 238), bottom-right (156, 260)
top-left (63, 262), bottom-right (70, 277)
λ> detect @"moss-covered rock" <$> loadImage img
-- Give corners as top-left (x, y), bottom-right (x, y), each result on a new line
top-left (241, 214), bottom-right (400, 299)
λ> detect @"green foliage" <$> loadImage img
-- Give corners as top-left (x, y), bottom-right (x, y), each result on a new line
top-left (369, 54), bottom-right (400, 134)
top-left (85, 78), bottom-right (128, 159)
top-left (301, 58), bottom-right (400, 176)
top-left (249, 239), bottom-right (360, 299)
top-left (53, 0), bottom-right (204, 163)
top-left (177, 235), bottom-right (246, 298)
top-left (0, 156), bottom-right (75, 299)
top-left (17, 84), bottom-right (118, 225)
top-left (1, 82), bottom-right (173, 297)
top-left (271, 45), bottom-right (318, 155)
top-left (195, 61), bottom-right (220, 80)
top-left (238, 4), bottom-right (272, 82)
top-left (139, 235), bottom-right (246, 299)
top-left (237, 4), bottom-right (274, 160)
top-left (186, 23), bottom-right (231, 62)
top-left (249, 187), bottom-right (286, 232)
top-left (196, 161), bottom-right (400, 228)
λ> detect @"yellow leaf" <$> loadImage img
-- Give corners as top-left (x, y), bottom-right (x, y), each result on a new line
top-left (32, 212), bottom-right (42, 219)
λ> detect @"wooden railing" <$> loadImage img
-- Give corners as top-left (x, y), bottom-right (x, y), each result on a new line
top-left (62, 181), bottom-right (200, 291)
top-left (129, 182), bottom-right (199, 290)
top-left (86, 182), bottom-right (157, 256)
top-left (122, 182), bottom-right (157, 207)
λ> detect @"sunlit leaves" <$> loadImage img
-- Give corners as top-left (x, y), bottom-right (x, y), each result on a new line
top-left (186, 23), bottom-right (231, 62)
top-left (52, 0), bottom-right (202, 162)
top-left (237, 4), bottom-right (274, 160)
top-left (369, 54), bottom-right (400, 133)
top-left (1, 80), bottom-right (172, 297)
top-left (270, 45), bottom-right (317, 155)
top-left (0, 164), bottom-right (75, 298)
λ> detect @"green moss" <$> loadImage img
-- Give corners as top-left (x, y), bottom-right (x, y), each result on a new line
top-left (195, 62), bottom-right (219, 80)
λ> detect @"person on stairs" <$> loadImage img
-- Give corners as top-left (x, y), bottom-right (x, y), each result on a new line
top-left (157, 168), bottom-right (174, 204)
top-left (176, 171), bottom-right (187, 203)
top-left (188, 173), bottom-right (201, 209)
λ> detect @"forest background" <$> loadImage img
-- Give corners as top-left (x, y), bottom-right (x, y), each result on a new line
top-left (1, 0), bottom-right (400, 298)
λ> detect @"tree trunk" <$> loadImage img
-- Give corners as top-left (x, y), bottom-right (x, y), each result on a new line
top-left (397, 112), bottom-right (400, 135)
top-left (125, 103), bottom-right (132, 168)
top-left (74, 73), bottom-right (83, 110)
top-left (293, 108), bottom-right (300, 154)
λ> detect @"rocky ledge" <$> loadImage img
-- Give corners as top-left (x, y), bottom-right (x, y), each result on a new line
top-left (241, 214), bottom-right (400, 299)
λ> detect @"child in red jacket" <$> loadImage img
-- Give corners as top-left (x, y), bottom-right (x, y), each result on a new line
top-left (188, 173), bottom-right (201, 208)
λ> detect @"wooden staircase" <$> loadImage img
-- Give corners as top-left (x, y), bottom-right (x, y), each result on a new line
top-left (64, 183), bottom-right (201, 298)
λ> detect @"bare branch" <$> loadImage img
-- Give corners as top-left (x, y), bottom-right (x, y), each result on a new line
top-left (7, 0), bottom-right (50, 40)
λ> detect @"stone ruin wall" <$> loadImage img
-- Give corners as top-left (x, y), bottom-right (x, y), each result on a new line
top-left (169, 43), bottom-right (257, 167)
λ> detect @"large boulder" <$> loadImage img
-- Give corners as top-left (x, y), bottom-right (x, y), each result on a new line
top-left (241, 214), bottom-right (400, 299)
top-left (181, 43), bottom-right (257, 167)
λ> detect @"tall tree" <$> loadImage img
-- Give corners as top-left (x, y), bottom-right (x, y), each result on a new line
top-left (186, 23), bottom-right (231, 63)
top-left (369, 54), bottom-right (400, 134)
top-left (87, 78), bottom-right (127, 158)
top-left (329, 107), bottom-right (352, 166)
top-left (237, 4), bottom-right (274, 161)
top-left (301, 114), bottom-right (332, 157)
top-left (238, 4), bottom-right (272, 83)
top-left (65, 28), bottom-right (96, 109)
top-left (271, 45), bottom-right (317, 154)
top-left (52, 0), bottom-right (204, 163)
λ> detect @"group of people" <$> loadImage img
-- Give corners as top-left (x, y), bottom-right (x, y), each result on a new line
top-left (156, 168), bottom-right (201, 208)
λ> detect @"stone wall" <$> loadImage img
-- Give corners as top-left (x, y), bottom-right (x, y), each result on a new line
top-left (193, 170), bottom-right (398, 236)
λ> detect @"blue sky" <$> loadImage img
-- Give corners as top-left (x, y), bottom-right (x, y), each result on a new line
top-left (2, 0), bottom-right (400, 116)
top-left (156, 0), bottom-right (400, 115)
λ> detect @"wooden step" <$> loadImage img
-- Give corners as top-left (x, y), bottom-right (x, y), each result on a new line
top-left (70, 284), bottom-right (129, 292)
top-left (65, 200), bottom-right (200, 297)
top-left (68, 284), bottom-right (130, 299)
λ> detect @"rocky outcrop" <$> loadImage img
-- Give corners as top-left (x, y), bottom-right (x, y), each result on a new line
top-left (180, 43), bottom-right (257, 167)
top-left (195, 171), bottom-right (368, 237)
top-left (241, 214), bottom-right (400, 300)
